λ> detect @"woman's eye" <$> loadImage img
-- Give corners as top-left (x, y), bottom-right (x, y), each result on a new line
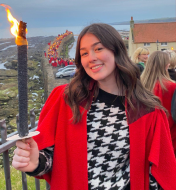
top-left (95, 47), bottom-right (103, 51)
top-left (81, 52), bottom-right (87, 56)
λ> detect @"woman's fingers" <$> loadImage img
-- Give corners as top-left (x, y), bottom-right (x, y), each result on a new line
top-left (16, 140), bottom-right (30, 150)
top-left (12, 138), bottom-right (39, 172)
top-left (25, 138), bottom-right (38, 149)
top-left (14, 148), bottom-right (30, 157)
top-left (13, 154), bottom-right (30, 163)
top-left (16, 138), bottom-right (38, 150)
top-left (12, 160), bottom-right (29, 169)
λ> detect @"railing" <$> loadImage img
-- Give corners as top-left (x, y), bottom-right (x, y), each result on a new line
top-left (0, 109), bottom-right (50, 190)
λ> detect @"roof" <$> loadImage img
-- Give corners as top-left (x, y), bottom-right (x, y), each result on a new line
top-left (133, 22), bottom-right (176, 43)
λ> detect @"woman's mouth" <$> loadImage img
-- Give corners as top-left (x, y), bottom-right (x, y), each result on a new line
top-left (90, 64), bottom-right (103, 73)
top-left (91, 64), bottom-right (103, 70)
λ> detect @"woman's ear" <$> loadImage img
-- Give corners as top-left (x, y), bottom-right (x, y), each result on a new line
top-left (166, 63), bottom-right (170, 70)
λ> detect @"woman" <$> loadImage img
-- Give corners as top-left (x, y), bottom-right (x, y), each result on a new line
top-left (131, 47), bottom-right (149, 74)
top-left (163, 50), bottom-right (176, 81)
top-left (12, 24), bottom-right (176, 190)
top-left (141, 51), bottom-right (176, 155)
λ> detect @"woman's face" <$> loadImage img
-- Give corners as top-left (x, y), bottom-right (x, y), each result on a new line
top-left (80, 33), bottom-right (116, 84)
top-left (138, 53), bottom-right (149, 63)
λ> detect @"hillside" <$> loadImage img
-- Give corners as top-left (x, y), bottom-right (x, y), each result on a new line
top-left (111, 17), bottom-right (176, 25)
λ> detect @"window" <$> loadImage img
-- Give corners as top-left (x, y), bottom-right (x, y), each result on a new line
top-left (144, 43), bottom-right (150, 47)
top-left (63, 69), bottom-right (71, 72)
top-left (161, 42), bottom-right (167, 46)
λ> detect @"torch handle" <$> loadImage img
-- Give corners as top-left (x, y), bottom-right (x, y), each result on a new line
top-left (17, 45), bottom-right (29, 137)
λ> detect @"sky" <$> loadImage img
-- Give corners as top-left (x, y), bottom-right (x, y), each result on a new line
top-left (0, 0), bottom-right (175, 36)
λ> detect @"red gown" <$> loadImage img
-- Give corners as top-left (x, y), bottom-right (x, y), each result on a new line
top-left (34, 83), bottom-right (176, 190)
top-left (154, 80), bottom-right (176, 154)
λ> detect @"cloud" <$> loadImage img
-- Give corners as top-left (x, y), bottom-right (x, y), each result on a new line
top-left (0, 0), bottom-right (175, 28)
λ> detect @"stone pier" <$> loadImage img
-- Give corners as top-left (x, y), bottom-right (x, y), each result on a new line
top-left (41, 33), bottom-right (74, 101)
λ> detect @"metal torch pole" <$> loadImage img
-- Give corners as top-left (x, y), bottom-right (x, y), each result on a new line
top-left (17, 21), bottom-right (29, 137)
top-left (4, 8), bottom-right (39, 142)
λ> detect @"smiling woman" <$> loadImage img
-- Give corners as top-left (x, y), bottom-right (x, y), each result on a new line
top-left (12, 23), bottom-right (176, 190)
top-left (80, 33), bottom-right (116, 90)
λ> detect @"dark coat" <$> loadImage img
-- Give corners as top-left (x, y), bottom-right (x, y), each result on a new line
top-left (168, 69), bottom-right (176, 81)
top-left (136, 63), bottom-right (144, 74)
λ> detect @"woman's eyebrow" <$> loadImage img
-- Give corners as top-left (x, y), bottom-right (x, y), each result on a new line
top-left (80, 42), bottom-right (101, 51)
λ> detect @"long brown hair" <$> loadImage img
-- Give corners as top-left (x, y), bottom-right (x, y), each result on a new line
top-left (141, 51), bottom-right (174, 91)
top-left (64, 23), bottom-right (163, 123)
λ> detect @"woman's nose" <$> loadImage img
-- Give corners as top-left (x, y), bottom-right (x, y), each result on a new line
top-left (88, 51), bottom-right (97, 63)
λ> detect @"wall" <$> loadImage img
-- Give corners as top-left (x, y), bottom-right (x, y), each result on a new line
top-left (57, 34), bottom-right (74, 57)
top-left (129, 42), bottom-right (176, 57)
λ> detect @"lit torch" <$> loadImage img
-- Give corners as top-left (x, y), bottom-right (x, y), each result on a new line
top-left (0, 4), bottom-right (39, 140)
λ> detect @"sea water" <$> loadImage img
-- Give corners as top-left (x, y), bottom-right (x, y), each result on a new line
top-left (0, 25), bottom-right (129, 39)
top-left (0, 25), bottom-right (129, 59)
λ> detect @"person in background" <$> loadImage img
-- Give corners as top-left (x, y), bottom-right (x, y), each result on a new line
top-left (131, 47), bottom-right (149, 74)
top-left (163, 50), bottom-right (176, 81)
top-left (69, 59), bottom-right (73, 65)
top-left (44, 51), bottom-right (47, 58)
top-left (57, 58), bottom-right (61, 66)
top-left (64, 59), bottom-right (68, 66)
top-left (141, 51), bottom-right (176, 155)
top-left (72, 58), bottom-right (75, 65)
top-left (12, 24), bottom-right (176, 190)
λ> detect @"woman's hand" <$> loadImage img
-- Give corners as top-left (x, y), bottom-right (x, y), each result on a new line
top-left (12, 137), bottom-right (39, 172)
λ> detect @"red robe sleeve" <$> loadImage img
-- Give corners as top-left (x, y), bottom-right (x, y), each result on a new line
top-left (154, 81), bottom-right (176, 154)
top-left (33, 85), bottom-right (68, 183)
top-left (149, 109), bottom-right (176, 190)
top-left (33, 84), bottom-right (67, 150)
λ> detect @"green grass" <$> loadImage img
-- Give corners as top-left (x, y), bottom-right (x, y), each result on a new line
top-left (0, 166), bottom-right (47, 190)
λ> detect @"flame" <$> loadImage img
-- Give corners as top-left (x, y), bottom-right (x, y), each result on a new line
top-left (1, 4), bottom-right (27, 37)
top-left (0, 4), bottom-right (19, 37)
top-left (6, 8), bottom-right (19, 37)
top-left (1, 4), bottom-right (28, 46)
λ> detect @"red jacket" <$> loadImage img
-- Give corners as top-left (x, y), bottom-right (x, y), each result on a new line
top-left (33, 84), bottom-right (176, 190)
top-left (154, 80), bottom-right (176, 154)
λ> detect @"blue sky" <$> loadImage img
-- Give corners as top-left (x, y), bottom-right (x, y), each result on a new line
top-left (0, 0), bottom-right (175, 29)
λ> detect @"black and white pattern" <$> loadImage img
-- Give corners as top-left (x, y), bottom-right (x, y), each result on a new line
top-left (87, 90), bottom-right (130, 190)
top-left (37, 146), bottom-right (54, 176)
top-left (26, 146), bottom-right (54, 177)
top-left (87, 89), bottom-right (158, 190)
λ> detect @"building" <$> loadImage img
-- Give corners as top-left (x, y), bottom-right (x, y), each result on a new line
top-left (129, 17), bottom-right (176, 56)
top-left (119, 30), bottom-right (129, 50)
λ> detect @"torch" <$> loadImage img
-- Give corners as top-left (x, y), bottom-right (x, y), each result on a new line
top-left (0, 4), bottom-right (39, 141)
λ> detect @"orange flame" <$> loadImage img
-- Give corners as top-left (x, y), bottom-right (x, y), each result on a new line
top-left (0, 4), bottom-right (19, 37)
top-left (1, 4), bottom-right (27, 38)
top-left (6, 8), bottom-right (19, 37)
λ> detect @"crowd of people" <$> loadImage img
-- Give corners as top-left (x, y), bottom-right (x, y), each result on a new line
top-left (132, 47), bottom-right (176, 158)
top-left (131, 47), bottom-right (176, 80)
top-left (45, 30), bottom-right (75, 67)
top-left (13, 23), bottom-right (176, 190)
top-left (140, 50), bottom-right (176, 153)
top-left (49, 57), bottom-right (75, 67)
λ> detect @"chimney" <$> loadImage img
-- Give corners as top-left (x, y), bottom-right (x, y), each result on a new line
top-left (130, 16), bottom-right (134, 28)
